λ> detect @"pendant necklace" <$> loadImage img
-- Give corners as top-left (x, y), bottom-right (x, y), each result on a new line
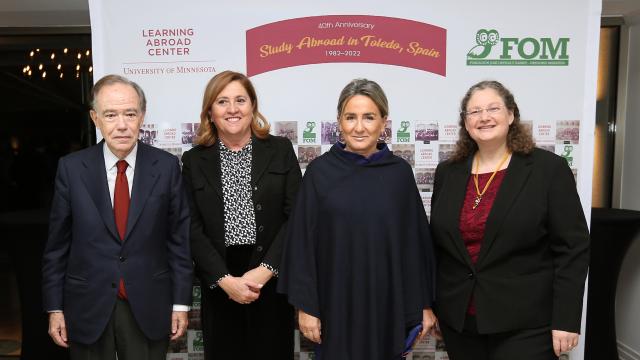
top-left (472, 151), bottom-right (510, 210)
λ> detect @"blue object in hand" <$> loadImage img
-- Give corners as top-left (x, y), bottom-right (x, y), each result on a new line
top-left (402, 323), bottom-right (423, 357)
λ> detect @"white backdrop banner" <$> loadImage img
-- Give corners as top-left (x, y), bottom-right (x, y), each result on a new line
top-left (89, 1), bottom-right (601, 358)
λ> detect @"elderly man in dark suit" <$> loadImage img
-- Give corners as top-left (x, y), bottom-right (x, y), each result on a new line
top-left (42, 74), bottom-right (193, 360)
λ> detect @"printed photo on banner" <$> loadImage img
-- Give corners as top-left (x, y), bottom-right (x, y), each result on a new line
top-left (393, 143), bottom-right (415, 166)
top-left (438, 143), bottom-right (456, 163)
top-left (275, 121), bottom-right (298, 144)
top-left (181, 122), bottom-right (200, 146)
top-left (298, 145), bottom-right (321, 169)
top-left (415, 167), bottom-right (435, 192)
top-left (321, 121), bottom-right (341, 145)
top-left (380, 118), bottom-right (392, 143)
top-left (139, 123), bottom-right (158, 145)
top-left (556, 120), bottom-right (580, 144)
top-left (415, 121), bottom-right (439, 142)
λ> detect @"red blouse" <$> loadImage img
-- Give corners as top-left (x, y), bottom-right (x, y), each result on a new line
top-left (459, 169), bottom-right (507, 315)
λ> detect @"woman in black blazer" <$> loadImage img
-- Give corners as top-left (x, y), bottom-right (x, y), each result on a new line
top-left (181, 71), bottom-right (301, 359)
top-left (430, 80), bottom-right (589, 360)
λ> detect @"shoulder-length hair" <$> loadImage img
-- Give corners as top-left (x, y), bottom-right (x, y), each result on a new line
top-left (450, 80), bottom-right (535, 162)
top-left (195, 71), bottom-right (270, 146)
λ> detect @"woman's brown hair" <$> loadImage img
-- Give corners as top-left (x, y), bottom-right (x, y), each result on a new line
top-left (450, 80), bottom-right (535, 162)
top-left (195, 71), bottom-right (270, 146)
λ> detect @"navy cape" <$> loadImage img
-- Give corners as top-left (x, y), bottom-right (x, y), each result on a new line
top-left (278, 145), bottom-right (435, 360)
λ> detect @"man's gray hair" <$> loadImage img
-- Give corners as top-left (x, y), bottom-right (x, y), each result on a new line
top-left (91, 74), bottom-right (147, 112)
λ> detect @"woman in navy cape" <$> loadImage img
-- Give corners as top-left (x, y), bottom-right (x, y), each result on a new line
top-left (278, 79), bottom-right (437, 360)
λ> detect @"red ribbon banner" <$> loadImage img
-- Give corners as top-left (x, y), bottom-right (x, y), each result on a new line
top-left (246, 15), bottom-right (447, 77)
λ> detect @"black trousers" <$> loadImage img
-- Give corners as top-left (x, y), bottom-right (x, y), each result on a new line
top-left (201, 245), bottom-right (294, 360)
top-left (69, 298), bottom-right (168, 360)
top-left (439, 315), bottom-right (558, 360)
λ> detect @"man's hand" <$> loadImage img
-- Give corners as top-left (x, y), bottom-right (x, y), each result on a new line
top-left (48, 312), bottom-right (69, 348)
top-left (218, 276), bottom-right (262, 304)
top-left (170, 311), bottom-right (189, 340)
top-left (298, 309), bottom-right (322, 344)
top-left (552, 329), bottom-right (579, 356)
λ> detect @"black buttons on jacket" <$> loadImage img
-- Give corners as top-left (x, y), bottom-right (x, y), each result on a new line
top-left (253, 186), bottom-right (258, 191)
top-left (119, 256), bottom-right (126, 262)
top-left (256, 204), bottom-right (262, 211)
top-left (258, 225), bottom-right (264, 232)
top-left (256, 246), bottom-right (263, 252)
top-left (467, 272), bottom-right (475, 279)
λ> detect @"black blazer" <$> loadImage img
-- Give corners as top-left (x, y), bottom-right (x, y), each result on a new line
top-left (42, 142), bottom-right (193, 344)
top-left (430, 148), bottom-right (589, 334)
top-left (181, 135), bottom-right (302, 288)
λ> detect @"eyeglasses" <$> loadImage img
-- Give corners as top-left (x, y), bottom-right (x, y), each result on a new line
top-left (463, 106), bottom-right (504, 119)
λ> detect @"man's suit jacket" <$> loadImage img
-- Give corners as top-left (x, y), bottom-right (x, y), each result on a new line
top-left (181, 135), bottom-right (301, 288)
top-left (42, 141), bottom-right (193, 344)
top-left (430, 148), bottom-right (589, 334)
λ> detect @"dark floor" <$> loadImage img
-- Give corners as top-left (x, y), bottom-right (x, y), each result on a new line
top-left (0, 256), bottom-right (21, 357)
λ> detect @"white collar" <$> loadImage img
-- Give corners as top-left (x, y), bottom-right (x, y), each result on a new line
top-left (103, 141), bottom-right (138, 171)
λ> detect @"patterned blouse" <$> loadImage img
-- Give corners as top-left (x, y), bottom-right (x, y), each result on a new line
top-left (215, 139), bottom-right (277, 287)
top-left (219, 139), bottom-right (257, 247)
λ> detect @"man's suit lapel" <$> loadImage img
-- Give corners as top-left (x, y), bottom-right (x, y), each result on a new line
top-left (475, 153), bottom-right (533, 266)
top-left (79, 143), bottom-right (120, 242)
top-left (445, 158), bottom-right (475, 269)
top-left (251, 137), bottom-right (274, 187)
top-left (124, 143), bottom-right (160, 240)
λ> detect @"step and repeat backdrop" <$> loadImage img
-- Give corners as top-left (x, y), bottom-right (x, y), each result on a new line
top-left (89, 1), bottom-right (600, 359)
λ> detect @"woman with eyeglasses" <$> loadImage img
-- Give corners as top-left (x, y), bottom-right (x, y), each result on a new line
top-left (429, 80), bottom-right (589, 360)
top-left (182, 71), bottom-right (301, 359)
top-left (278, 79), bottom-right (436, 360)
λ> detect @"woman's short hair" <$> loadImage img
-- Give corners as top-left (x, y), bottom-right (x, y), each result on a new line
top-left (196, 71), bottom-right (269, 146)
top-left (450, 80), bottom-right (535, 162)
top-left (336, 79), bottom-right (389, 119)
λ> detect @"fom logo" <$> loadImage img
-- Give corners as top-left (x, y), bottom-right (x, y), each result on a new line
top-left (397, 121), bottom-right (410, 142)
top-left (467, 29), bottom-right (569, 66)
top-left (303, 121), bottom-right (317, 143)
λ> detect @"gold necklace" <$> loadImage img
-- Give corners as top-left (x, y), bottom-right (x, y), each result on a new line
top-left (472, 151), bottom-right (510, 209)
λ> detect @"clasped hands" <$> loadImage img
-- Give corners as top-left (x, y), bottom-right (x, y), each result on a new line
top-left (218, 266), bottom-right (273, 305)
